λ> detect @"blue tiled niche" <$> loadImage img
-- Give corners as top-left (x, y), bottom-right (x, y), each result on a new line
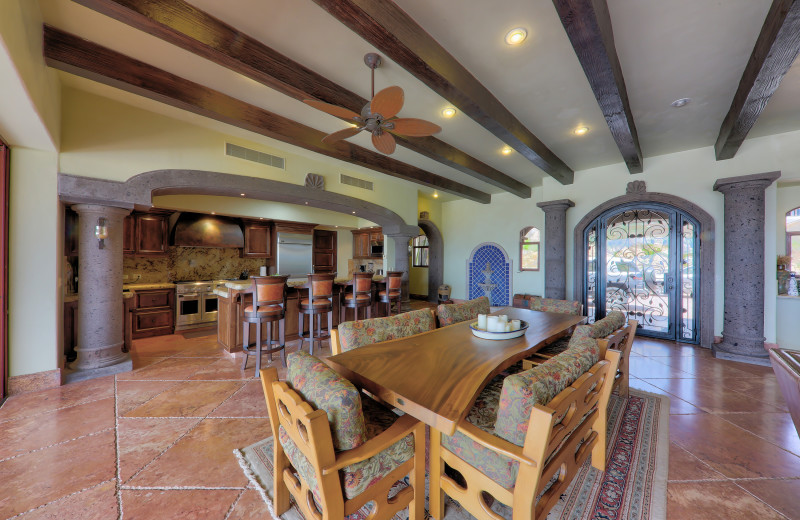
top-left (467, 242), bottom-right (512, 306)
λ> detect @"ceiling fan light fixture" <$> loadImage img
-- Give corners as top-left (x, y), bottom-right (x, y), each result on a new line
top-left (505, 28), bottom-right (528, 45)
top-left (573, 126), bottom-right (589, 136)
top-left (441, 107), bottom-right (457, 118)
top-left (501, 146), bottom-right (514, 155)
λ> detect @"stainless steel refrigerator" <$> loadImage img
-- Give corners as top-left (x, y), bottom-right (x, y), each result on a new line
top-left (276, 232), bottom-right (313, 281)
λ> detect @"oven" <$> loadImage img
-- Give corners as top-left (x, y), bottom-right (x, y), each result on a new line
top-left (175, 281), bottom-right (219, 330)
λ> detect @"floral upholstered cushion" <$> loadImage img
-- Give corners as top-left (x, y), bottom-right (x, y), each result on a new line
top-left (528, 297), bottom-right (582, 315)
top-left (589, 311), bottom-right (626, 339)
top-left (437, 297), bottom-right (490, 327)
top-left (337, 309), bottom-right (435, 352)
top-left (279, 397), bottom-right (414, 500)
top-left (286, 351), bottom-right (366, 451)
top-left (494, 335), bottom-right (600, 446)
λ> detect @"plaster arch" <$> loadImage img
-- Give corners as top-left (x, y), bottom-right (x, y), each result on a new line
top-left (572, 191), bottom-right (715, 348)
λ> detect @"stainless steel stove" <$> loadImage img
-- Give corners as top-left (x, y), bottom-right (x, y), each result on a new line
top-left (175, 280), bottom-right (227, 330)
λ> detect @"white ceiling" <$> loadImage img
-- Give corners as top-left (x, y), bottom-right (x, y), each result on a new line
top-left (36, 0), bottom-right (791, 198)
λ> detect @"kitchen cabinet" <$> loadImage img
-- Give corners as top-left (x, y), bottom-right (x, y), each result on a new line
top-left (124, 210), bottom-right (170, 256)
top-left (313, 229), bottom-right (336, 273)
top-left (242, 219), bottom-right (272, 258)
top-left (352, 227), bottom-right (382, 259)
top-left (131, 288), bottom-right (175, 338)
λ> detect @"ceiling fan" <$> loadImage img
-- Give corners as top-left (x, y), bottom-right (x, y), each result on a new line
top-left (303, 53), bottom-right (442, 155)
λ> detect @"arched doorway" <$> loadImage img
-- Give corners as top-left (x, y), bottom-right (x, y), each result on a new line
top-left (418, 219), bottom-right (443, 302)
top-left (573, 188), bottom-right (715, 348)
top-left (584, 203), bottom-right (699, 342)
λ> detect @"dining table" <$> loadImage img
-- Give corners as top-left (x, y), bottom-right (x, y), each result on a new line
top-left (324, 306), bottom-right (586, 436)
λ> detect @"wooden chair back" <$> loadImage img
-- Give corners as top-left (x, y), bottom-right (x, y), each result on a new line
top-left (308, 272), bottom-right (336, 300)
top-left (430, 348), bottom-right (621, 520)
top-left (385, 271), bottom-right (403, 294)
top-left (250, 275), bottom-right (289, 307)
top-left (768, 348), bottom-right (800, 437)
top-left (596, 319), bottom-right (637, 398)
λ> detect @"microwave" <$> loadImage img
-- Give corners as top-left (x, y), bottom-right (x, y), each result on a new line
top-left (370, 242), bottom-right (383, 256)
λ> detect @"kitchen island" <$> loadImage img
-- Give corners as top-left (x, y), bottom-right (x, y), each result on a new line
top-left (215, 276), bottom-right (385, 353)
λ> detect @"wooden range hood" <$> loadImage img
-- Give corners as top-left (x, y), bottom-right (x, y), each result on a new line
top-left (169, 212), bottom-right (244, 248)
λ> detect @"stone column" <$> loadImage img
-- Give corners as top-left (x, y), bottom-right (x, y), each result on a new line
top-left (713, 171), bottom-right (780, 365)
top-left (66, 204), bottom-right (132, 383)
top-left (536, 199), bottom-right (575, 300)
top-left (388, 232), bottom-right (417, 311)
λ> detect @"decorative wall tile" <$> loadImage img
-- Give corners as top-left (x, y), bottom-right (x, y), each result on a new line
top-left (467, 243), bottom-right (512, 306)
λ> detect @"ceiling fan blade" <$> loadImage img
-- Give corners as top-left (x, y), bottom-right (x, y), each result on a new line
top-left (321, 126), bottom-right (362, 144)
top-left (303, 99), bottom-right (360, 120)
top-left (388, 118), bottom-right (442, 137)
top-left (370, 86), bottom-right (404, 119)
top-left (372, 131), bottom-right (397, 155)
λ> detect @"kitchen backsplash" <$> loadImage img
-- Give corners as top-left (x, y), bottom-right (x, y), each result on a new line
top-left (123, 247), bottom-right (268, 283)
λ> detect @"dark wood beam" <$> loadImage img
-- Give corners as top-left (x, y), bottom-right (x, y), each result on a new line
top-left (70, 0), bottom-right (530, 198)
top-left (310, 0), bottom-right (575, 185)
top-left (552, 0), bottom-right (642, 174)
top-left (43, 26), bottom-right (490, 204)
top-left (715, 0), bottom-right (800, 160)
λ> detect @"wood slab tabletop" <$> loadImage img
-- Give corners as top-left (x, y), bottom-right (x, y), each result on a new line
top-left (324, 307), bottom-right (585, 435)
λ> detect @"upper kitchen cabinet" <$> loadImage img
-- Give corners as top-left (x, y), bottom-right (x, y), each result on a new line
top-left (124, 210), bottom-right (171, 257)
top-left (242, 219), bottom-right (272, 258)
top-left (352, 227), bottom-right (382, 259)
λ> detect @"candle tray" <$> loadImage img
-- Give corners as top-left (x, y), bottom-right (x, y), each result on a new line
top-left (469, 320), bottom-right (529, 340)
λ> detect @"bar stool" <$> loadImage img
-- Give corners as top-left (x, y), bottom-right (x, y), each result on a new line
top-left (340, 271), bottom-right (374, 323)
top-left (378, 271), bottom-right (403, 316)
top-left (298, 273), bottom-right (336, 355)
top-left (241, 275), bottom-right (289, 372)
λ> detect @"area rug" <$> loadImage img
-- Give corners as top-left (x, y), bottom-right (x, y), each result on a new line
top-left (234, 389), bottom-right (669, 519)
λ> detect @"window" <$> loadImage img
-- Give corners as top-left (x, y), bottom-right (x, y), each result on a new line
top-left (520, 226), bottom-right (540, 271)
top-left (787, 208), bottom-right (800, 272)
top-left (412, 234), bottom-right (429, 267)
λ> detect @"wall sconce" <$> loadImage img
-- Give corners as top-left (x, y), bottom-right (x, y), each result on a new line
top-left (95, 218), bottom-right (109, 249)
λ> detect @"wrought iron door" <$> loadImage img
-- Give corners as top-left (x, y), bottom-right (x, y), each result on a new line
top-left (584, 203), bottom-right (699, 343)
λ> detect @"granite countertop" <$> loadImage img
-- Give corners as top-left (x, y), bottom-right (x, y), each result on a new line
top-left (223, 275), bottom-right (386, 292)
top-left (65, 291), bottom-right (136, 302)
top-left (122, 282), bottom-right (177, 290)
top-left (213, 288), bottom-right (230, 298)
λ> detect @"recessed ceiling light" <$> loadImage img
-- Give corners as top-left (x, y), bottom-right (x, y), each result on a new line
top-left (573, 126), bottom-right (589, 136)
top-left (240, 193), bottom-right (246, 197)
top-left (352, 211), bottom-right (356, 214)
top-left (304, 201), bottom-right (308, 205)
top-left (433, 192), bottom-right (439, 199)
top-left (504, 28), bottom-right (528, 45)
top-left (501, 146), bottom-right (514, 155)
top-left (211, 212), bottom-right (216, 215)
top-left (671, 98), bottom-right (691, 108)
top-left (441, 107), bottom-right (457, 118)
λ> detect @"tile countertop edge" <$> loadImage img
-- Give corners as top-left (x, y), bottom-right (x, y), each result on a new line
top-left (64, 292), bottom-right (136, 302)
top-left (122, 283), bottom-right (177, 290)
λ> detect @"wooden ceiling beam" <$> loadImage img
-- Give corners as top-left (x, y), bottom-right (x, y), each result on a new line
top-left (43, 26), bottom-right (491, 204)
top-left (310, 0), bottom-right (575, 185)
top-left (552, 0), bottom-right (642, 174)
top-left (70, 0), bottom-right (529, 198)
top-left (715, 0), bottom-right (800, 160)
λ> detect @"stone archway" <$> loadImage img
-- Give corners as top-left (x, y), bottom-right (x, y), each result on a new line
top-left (573, 187), bottom-right (715, 348)
top-left (418, 219), bottom-right (444, 303)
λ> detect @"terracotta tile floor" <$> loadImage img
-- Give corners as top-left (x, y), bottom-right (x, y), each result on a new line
top-left (1, 331), bottom-right (799, 519)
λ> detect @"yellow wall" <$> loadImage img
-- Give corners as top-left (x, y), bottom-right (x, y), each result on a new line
top-left (9, 147), bottom-right (60, 376)
top-left (443, 129), bottom-right (800, 344)
top-left (409, 194), bottom-right (444, 297)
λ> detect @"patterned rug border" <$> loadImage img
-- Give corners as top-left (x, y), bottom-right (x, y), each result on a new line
top-left (234, 389), bottom-right (670, 520)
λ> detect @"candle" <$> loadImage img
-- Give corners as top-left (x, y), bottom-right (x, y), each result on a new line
top-left (511, 319), bottom-right (521, 331)
top-left (505, 322), bottom-right (512, 332)
top-left (487, 316), bottom-right (500, 332)
top-left (477, 314), bottom-right (488, 330)
top-left (498, 315), bottom-right (508, 328)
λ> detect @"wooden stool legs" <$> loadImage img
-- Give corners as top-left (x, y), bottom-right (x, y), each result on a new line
top-left (241, 318), bottom-right (286, 372)
top-left (299, 309), bottom-right (333, 356)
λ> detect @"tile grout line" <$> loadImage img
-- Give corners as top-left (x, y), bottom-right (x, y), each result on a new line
top-left (731, 481), bottom-right (792, 520)
top-left (120, 485), bottom-right (248, 490)
top-left (5, 479), bottom-right (116, 519)
top-left (223, 489), bottom-right (248, 520)
top-left (0, 394), bottom-right (113, 425)
top-left (117, 379), bottom-right (183, 417)
top-left (0, 427), bottom-right (115, 463)
top-left (114, 374), bottom-right (123, 519)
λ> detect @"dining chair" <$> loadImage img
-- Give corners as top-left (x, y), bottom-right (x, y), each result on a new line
top-left (524, 310), bottom-right (625, 367)
top-left (298, 272), bottom-right (336, 355)
top-left (377, 271), bottom-right (403, 316)
top-left (330, 308), bottom-right (436, 355)
top-left (340, 271), bottom-right (374, 323)
top-left (260, 351), bottom-right (426, 520)
top-left (436, 296), bottom-right (490, 327)
top-left (429, 332), bottom-right (621, 520)
top-left (240, 275), bottom-right (289, 372)
top-left (596, 318), bottom-right (638, 399)
top-left (528, 296), bottom-right (583, 315)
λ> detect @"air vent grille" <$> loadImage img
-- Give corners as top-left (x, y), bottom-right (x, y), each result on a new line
top-left (225, 143), bottom-right (285, 169)
top-left (340, 173), bottom-right (373, 191)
